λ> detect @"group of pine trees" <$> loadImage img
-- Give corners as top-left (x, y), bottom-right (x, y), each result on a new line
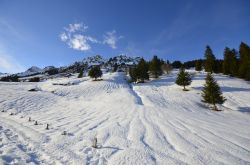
top-left (175, 67), bottom-right (225, 111)
top-left (78, 66), bottom-right (103, 80)
top-left (78, 42), bottom-right (250, 110)
top-left (129, 55), bottom-right (169, 83)
top-left (195, 42), bottom-right (250, 81)
top-left (129, 58), bottom-right (149, 83)
top-left (88, 66), bottom-right (103, 80)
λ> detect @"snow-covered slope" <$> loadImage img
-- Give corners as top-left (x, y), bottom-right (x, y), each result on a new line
top-left (0, 71), bottom-right (250, 164)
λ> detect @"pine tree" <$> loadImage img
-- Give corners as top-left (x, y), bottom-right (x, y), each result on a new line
top-left (175, 67), bottom-right (192, 91)
top-left (195, 60), bottom-right (202, 71)
top-left (113, 63), bottom-right (118, 72)
top-left (129, 58), bottom-right (149, 83)
top-left (149, 55), bottom-right (162, 78)
top-left (230, 49), bottom-right (238, 77)
top-left (129, 67), bottom-right (137, 82)
top-left (223, 47), bottom-right (231, 75)
top-left (204, 46), bottom-right (216, 73)
top-left (238, 42), bottom-right (250, 80)
top-left (214, 60), bottom-right (223, 73)
top-left (136, 58), bottom-right (149, 83)
top-left (88, 66), bottom-right (103, 80)
top-left (202, 73), bottom-right (225, 111)
top-left (223, 48), bottom-right (238, 76)
top-left (78, 69), bottom-right (83, 78)
top-left (171, 61), bottom-right (183, 69)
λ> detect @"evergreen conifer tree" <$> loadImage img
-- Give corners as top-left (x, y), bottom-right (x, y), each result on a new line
top-left (202, 73), bottom-right (225, 111)
top-left (214, 60), bottom-right (223, 73)
top-left (195, 60), bottom-right (202, 71)
top-left (230, 49), bottom-right (238, 77)
top-left (129, 67), bottom-right (137, 82)
top-left (204, 46), bottom-right (216, 73)
top-left (223, 47), bottom-right (231, 75)
top-left (238, 42), bottom-right (250, 80)
top-left (175, 67), bottom-right (192, 91)
top-left (78, 69), bottom-right (83, 78)
top-left (136, 58), bottom-right (149, 83)
top-left (88, 66), bottom-right (103, 80)
top-left (129, 58), bottom-right (149, 83)
top-left (171, 61), bottom-right (183, 69)
top-left (223, 48), bottom-right (238, 76)
top-left (149, 55), bottom-right (162, 78)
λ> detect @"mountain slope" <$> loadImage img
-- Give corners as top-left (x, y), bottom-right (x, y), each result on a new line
top-left (0, 71), bottom-right (250, 164)
top-left (17, 66), bottom-right (43, 77)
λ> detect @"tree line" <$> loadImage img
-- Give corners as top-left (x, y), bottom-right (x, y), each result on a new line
top-left (196, 42), bottom-right (250, 81)
top-left (128, 42), bottom-right (249, 111)
top-left (169, 42), bottom-right (250, 81)
top-left (129, 56), bottom-right (172, 83)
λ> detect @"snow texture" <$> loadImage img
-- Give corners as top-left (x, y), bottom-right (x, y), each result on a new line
top-left (0, 70), bottom-right (250, 165)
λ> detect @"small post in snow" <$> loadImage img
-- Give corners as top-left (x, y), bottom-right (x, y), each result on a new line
top-left (28, 117), bottom-right (31, 122)
top-left (46, 124), bottom-right (49, 130)
top-left (92, 137), bottom-right (98, 148)
top-left (62, 131), bottom-right (67, 135)
top-left (34, 121), bottom-right (38, 125)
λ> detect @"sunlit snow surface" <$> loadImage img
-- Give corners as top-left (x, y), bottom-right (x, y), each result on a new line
top-left (0, 71), bottom-right (250, 165)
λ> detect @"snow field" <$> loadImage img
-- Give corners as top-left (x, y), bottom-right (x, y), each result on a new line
top-left (0, 71), bottom-right (250, 164)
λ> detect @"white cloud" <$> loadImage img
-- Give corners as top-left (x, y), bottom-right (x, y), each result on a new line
top-left (60, 23), bottom-right (124, 51)
top-left (103, 30), bottom-right (123, 49)
top-left (60, 23), bottom-right (98, 51)
top-left (0, 51), bottom-right (24, 73)
top-left (65, 23), bottom-right (88, 33)
top-left (69, 34), bottom-right (90, 51)
top-left (60, 32), bottom-right (68, 42)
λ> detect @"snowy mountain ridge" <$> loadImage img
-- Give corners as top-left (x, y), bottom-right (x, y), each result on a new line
top-left (8, 54), bottom-right (141, 78)
top-left (107, 55), bottom-right (141, 65)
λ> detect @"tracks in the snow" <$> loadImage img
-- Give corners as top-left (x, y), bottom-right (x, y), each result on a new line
top-left (0, 115), bottom-right (87, 164)
top-left (0, 125), bottom-right (41, 165)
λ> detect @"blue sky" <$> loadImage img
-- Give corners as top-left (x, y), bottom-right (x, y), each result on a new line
top-left (0, 0), bottom-right (249, 73)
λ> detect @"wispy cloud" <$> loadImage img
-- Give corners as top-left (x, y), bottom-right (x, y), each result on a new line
top-left (60, 23), bottom-right (99, 51)
top-left (103, 30), bottom-right (123, 49)
top-left (0, 49), bottom-right (24, 73)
